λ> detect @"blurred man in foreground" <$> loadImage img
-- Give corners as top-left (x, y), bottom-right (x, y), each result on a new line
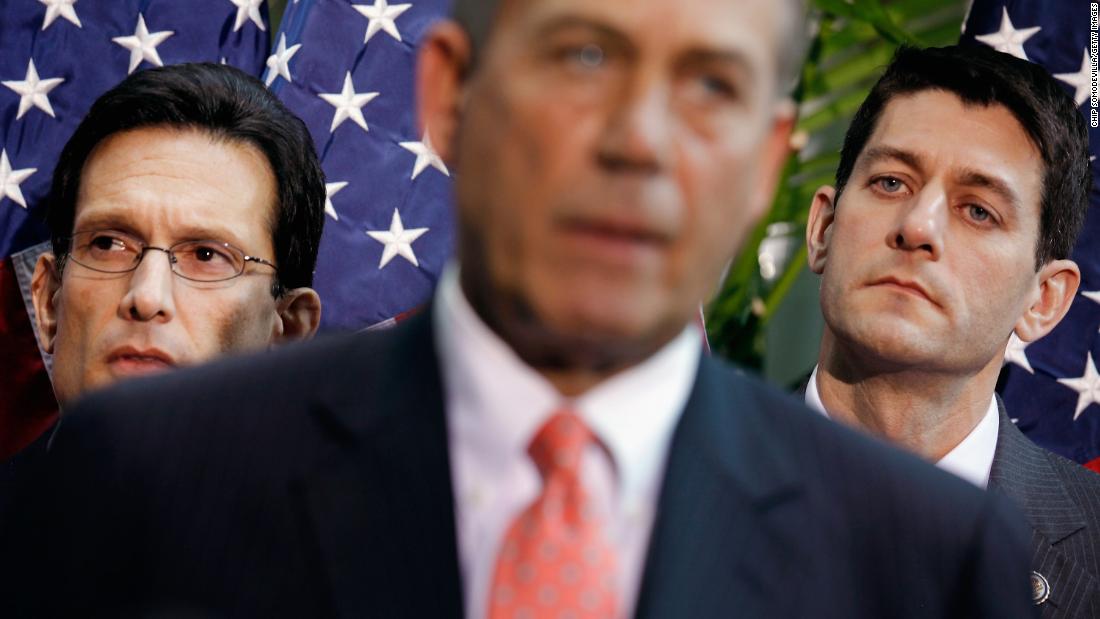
top-left (6, 3), bottom-right (1035, 617)
top-left (806, 45), bottom-right (1100, 617)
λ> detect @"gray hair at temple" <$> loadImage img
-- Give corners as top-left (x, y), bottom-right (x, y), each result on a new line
top-left (451, 0), bottom-right (811, 94)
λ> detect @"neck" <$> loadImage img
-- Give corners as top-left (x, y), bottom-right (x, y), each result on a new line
top-left (458, 267), bottom-right (675, 398)
top-left (815, 331), bottom-right (999, 461)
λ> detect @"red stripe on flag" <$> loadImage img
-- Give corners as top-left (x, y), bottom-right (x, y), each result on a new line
top-left (1086, 457), bottom-right (1100, 476)
top-left (0, 256), bottom-right (58, 460)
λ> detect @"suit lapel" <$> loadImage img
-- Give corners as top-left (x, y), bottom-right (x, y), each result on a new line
top-left (634, 358), bottom-right (806, 618)
top-left (990, 398), bottom-right (1086, 543)
top-left (989, 398), bottom-right (1096, 616)
top-left (299, 311), bottom-right (464, 618)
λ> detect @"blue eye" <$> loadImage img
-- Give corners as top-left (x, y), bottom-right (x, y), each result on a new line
top-left (556, 43), bottom-right (605, 70)
top-left (877, 177), bottom-right (904, 193)
top-left (968, 205), bottom-right (991, 222)
top-left (576, 44), bottom-right (604, 68)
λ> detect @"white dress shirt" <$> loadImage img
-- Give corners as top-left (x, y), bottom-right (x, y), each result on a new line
top-left (805, 366), bottom-right (999, 488)
top-left (434, 266), bottom-right (701, 619)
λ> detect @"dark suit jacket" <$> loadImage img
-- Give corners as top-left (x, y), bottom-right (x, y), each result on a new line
top-left (989, 400), bottom-right (1100, 618)
top-left (3, 311), bottom-right (1035, 618)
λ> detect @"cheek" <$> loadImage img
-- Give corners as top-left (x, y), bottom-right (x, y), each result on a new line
top-left (963, 255), bottom-right (1034, 321)
top-left (55, 281), bottom-right (117, 353)
top-left (183, 291), bottom-right (275, 359)
top-left (677, 149), bottom-right (758, 275)
top-left (459, 107), bottom-right (592, 275)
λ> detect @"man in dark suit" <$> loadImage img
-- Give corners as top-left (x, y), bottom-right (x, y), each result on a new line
top-left (804, 45), bottom-right (1100, 617)
top-left (0, 61), bottom-right (326, 538)
top-left (6, 2), bottom-right (1036, 618)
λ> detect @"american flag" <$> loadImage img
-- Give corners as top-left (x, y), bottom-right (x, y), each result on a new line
top-left (269, 0), bottom-right (453, 331)
top-left (0, 0), bottom-right (269, 457)
top-left (962, 0), bottom-right (1100, 473)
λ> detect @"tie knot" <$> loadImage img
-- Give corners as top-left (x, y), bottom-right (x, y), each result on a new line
top-left (528, 411), bottom-right (593, 480)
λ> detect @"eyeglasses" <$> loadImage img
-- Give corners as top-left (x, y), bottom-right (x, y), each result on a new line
top-left (61, 229), bottom-right (278, 283)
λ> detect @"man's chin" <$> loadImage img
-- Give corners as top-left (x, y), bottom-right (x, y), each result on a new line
top-left (516, 307), bottom-right (685, 372)
top-left (835, 323), bottom-right (949, 372)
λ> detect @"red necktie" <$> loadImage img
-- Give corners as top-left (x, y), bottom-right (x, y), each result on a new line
top-left (488, 411), bottom-right (619, 619)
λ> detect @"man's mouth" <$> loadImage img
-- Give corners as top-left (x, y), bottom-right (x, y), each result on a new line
top-left (556, 215), bottom-right (672, 264)
top-left (868, 276), bottom-right (938, 306)
top-left (106, 346), bottom-right (176, 375)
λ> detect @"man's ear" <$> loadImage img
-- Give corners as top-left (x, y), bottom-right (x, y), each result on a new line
top-left (416, 20), bottom-right (472, 166)
top-left (30, 252), bottom-right (61, 354)
top-left (272, 287), bottom-right (322, 344)
top-left (806, 186), bottom-right (837, 275)
top-left (1015, 259), bottom-right (1080, 342)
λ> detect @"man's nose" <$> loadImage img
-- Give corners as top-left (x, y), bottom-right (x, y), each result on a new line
top-left (118, 249), bottom-right (177, 322)
top-left (595, 74), bottom-right (673, 174)
top-left (887, 186), bottom-right (946, 260)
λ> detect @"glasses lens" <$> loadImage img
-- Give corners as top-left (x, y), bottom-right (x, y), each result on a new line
top-left (70, 231), bottom-right (140, 273)
top-left (171, 240), bottom-right (244, 281)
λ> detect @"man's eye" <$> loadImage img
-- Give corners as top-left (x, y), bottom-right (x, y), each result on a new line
top-left (698, 74), bottom-right (737, 99)
top-left (556, 43), bottom-right (605, 70)
top-left (967, 205), bottom-right (991, 222)
top-left (875, 177), bottom-right (905, 193)
top-left (89, 235), bottom-right (127, 251)
top-left (190, 244), bottom-right (233, 263)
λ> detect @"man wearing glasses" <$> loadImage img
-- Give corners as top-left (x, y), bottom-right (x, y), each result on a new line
top-left (28, 62), bottom-right (324, 411)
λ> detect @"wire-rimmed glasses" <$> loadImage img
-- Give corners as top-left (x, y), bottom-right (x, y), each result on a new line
top-left (61, 229), bottom-right (278, 283)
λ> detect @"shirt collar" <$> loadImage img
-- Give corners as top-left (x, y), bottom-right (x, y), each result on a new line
top-left (806, 365), bottom-right (999, 488)
top-left (434, 264), bottom-right (701, 504)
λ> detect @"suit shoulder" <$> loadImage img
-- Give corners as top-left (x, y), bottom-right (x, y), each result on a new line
top-left (63, 316), bottom-right (433, 441)
top-left (701, 357), bottom-right (1001, 513)
top-left (1044, 448), bottom-right (1100, 524)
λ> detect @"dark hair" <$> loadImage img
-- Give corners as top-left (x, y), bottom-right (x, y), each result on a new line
top-left (834, 45), bottom-right (1091, 267)
top-left (451, 0), bottom-right (809, 90)
top-left (47, 62), bottom-right (325, 295)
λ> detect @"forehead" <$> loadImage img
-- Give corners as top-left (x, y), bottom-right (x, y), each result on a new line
top-left (860, 90), bottom-right (1042, 205)
top-left (74, 126), bottom-right (277, 247)
top-left (492, 0), bottom-right (783, 69)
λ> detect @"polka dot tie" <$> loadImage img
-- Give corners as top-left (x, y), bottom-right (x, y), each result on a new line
top-left (489, 411), bottom-right (619, 619)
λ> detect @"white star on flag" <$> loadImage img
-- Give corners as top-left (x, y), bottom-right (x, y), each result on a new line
top-left (974, 7), bottom-right (1041, 61)
top-left (265, 33), bottom-right (301, 87)
top-left (353, 0), bottom-right (412, 44)
top-left (38, 0), bottom-right (81, 30)
top-left (1054, 49), bottom-right (1091, 107)
top-left (112, 14), bottom-right (175, 75)
top-left (367, 208), bottom-right (429, 268)
top-left (318, 72), bottom-right (379, 133)
top-left (325, 181), bottom-right (347, 221)
top-left (399, 131), bottom-right (449, 180)
top-left (1058, 352), bottom-right (1100, 420)
top-left (1004, 333), bottom-right (1034, 374)
top-left (0, 150), bottom-right (37, 209)
top-left (229, 0), bottom-right (266, 32)
top-left (3, 59), bottom-right (65, 120)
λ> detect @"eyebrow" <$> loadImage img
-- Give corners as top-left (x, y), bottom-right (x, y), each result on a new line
top-left (73, 214), bottom-right (245, 247)
top-left (856, 145), bottom-right (1022, 212)
top-left (677, 48), bottom-right (756, 83)
top-left (532, 16), bottom-right (635, 53)
top-left (953, 168), bottom-right (1022, 214)
top-left (531, 15), bottom-right (754, 78)
top-left (856, 145), bottom-right (924, 174)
